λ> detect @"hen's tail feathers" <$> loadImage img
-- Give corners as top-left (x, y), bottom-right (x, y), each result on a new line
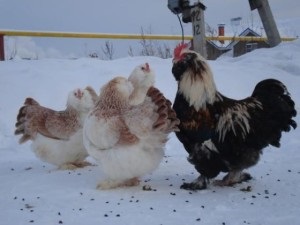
top-left (147, 87), bottom-right (180, 133)
top-left (252, 79), bottom-right (297, 147)
top-left (14, 98), bottom-right (39, 144)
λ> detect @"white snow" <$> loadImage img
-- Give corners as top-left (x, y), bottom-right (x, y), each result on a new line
top-left (1, 39), bottom-right (300, 225)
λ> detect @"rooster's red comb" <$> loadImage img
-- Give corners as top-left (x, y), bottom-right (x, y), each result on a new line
top-left (174, 42), bottom-right (189, 59)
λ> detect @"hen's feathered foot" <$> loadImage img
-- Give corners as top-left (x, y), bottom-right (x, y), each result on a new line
top-left (180, 175), bottom-right (208, 190)
top-left (97, 177), bottom-right (140, 190)
top-left (214, 171), bottom-right (252, 187)
top-left (58, 161), bottom-right (92, 170)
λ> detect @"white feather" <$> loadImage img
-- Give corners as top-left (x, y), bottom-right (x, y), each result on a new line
top-left (178, 52), bottom-right (217, 110)
top-left (32, 131), bottom-right (87, 166)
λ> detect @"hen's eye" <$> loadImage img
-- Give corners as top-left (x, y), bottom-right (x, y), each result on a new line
top-left (141, 67), bottom-right (145, 70)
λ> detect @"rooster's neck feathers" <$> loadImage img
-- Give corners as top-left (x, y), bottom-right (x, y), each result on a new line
top-left (178, 56), bottom-right (217, 110)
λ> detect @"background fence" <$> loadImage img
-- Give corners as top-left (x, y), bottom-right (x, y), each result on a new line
top-left (0, 30), bottom-right (297, 60)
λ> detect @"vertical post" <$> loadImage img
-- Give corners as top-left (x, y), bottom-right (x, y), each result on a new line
top-left (0, 35), bottom-right (4, 61)
top-left (248, 0), bottom-right (281, 47)
top-left (191, 3), bottom-right (207, 58)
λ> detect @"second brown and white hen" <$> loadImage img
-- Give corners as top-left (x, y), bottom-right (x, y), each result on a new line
top-left (83, 63), bottom-right (179, 189)
top-left (15, 86), bottom-right (98, 169)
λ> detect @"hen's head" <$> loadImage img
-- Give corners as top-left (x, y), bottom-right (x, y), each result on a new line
top-left (128, 63), bottom-right (155, 105)
top-left (67, 86), bottom-right (98, 112)
top-left (128, 62), bottom-right (155, 89)
top-left (172, 43), bottom-right (208, 82)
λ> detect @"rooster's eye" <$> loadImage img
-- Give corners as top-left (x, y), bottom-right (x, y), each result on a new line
top-left (141, 67), bottom-right (145, 70)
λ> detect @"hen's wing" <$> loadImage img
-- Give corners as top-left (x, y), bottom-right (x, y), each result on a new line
top-left (124, 87), bottom-right (179, 138)
top-left (147, 87), bottom-right (179, 133)
top-left (43, 110), bottom-right (80, 140)
top-left (15, 98), bottom-right (79, 143)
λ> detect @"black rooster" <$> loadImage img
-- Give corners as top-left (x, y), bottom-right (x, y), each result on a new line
top-left (171, 43), bottom-right (297, 190)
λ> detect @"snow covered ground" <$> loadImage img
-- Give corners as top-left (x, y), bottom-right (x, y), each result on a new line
top-left (0, 39), bottom-right (299, 225)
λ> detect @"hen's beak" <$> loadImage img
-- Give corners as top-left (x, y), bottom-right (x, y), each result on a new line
top-left (75, 89), bottom-right (83, 99)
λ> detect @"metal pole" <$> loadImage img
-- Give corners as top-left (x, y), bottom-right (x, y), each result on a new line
top-left (191, 3), bottom-right (207, 58)
top-left (0, 35), bottom-right (4, 61)
top-left (249, 0), bottom-right (281, 47)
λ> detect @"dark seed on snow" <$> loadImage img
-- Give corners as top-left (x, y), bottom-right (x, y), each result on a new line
top-left (196, 218), bottom-right (201, 221)
top-left (58, 221), bottom-right (63, 224)
top-left (150, 207), bottom-right (153, 210)
top-left (142, 185), bottom-right (152, 191)
top-left (58, 212), bottom-right (61, 216)
top-left (201, 205), bottom-right (205, 209)
top-left (29, 220), bottom-right (34, 223)
top-left (14, 196), bottom-right (17, 200)
top-left (104, 214), bottom-right (108, 217)
top-left (170, 192), bottom-right (176, 196)
top-left (116, 214), bottom-right (120, 217)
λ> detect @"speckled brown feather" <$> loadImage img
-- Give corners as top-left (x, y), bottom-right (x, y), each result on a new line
top-left (147, 87), bottom-right (180, 132)
top-left (15, 98), bottom-right (81, 144)
top-left (90, 77), bottom-right (139, 146)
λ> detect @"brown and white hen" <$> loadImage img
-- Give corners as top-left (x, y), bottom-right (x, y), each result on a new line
top-left (83, 63), bottom-right (179, 189)
top-left (15, 86), bottom-right (98, 169)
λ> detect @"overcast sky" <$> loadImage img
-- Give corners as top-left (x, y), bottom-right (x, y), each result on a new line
top-left (0, 0), bottom-right (299, 58)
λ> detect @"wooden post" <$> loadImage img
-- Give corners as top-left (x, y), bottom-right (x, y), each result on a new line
top-left (248, 0), bottom-right (281, 47)
top-left (191, 2), bottom-right (207, 58)
top-left (0, 35), bottom-right (4, 61)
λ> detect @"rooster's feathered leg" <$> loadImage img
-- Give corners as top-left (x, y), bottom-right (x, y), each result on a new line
top-left (214, 170), bottom-right (252, 186)
top-left (180, 175), bottom-right (209, 190)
